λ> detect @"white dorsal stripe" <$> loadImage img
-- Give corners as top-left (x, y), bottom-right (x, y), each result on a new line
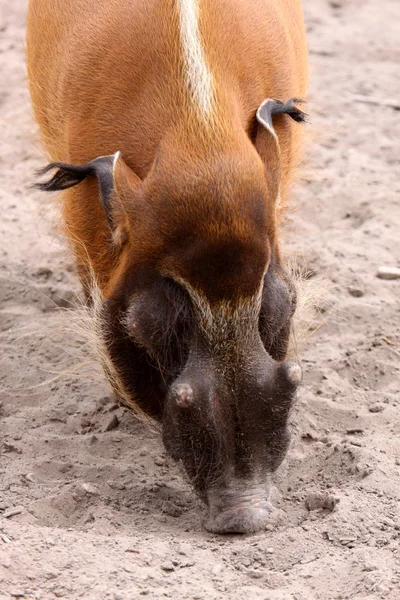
top-left (177, 0), bottom-right (214, 118)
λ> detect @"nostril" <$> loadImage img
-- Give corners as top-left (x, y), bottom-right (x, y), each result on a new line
top-left (170, 382), bottom-right (194, 408)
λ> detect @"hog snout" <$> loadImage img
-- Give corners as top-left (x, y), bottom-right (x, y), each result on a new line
top-left (163, 342), bottom-right (302, 533)
top-left (204, 483), bottom-right (273, 534)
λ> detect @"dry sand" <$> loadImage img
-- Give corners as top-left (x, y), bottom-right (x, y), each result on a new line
top-left (1, 1), bottom-right (400, 598)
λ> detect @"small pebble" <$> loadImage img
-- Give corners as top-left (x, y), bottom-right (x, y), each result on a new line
top-left (181, 560), bottom-right (195, 568)
top-left (3, 443), bottom-right (22, 454)
top-left (177, 543), bottom-right (191, 555)
top-left (81, 483), bottom-right (100, 495)
top-left (248, 569), bottom-right (263, 579)
top-left (3, 507), bottom-right (23, 519)
top-left (104, 414), bottom-right (119, 432)
top-left (369, 403), bottom-right (385, 413)
top-left (349, 440), bottom-right (363, 447)
top-left (161, 502), bottom-right (182, 518)
top-left (346, 428), bottom-right (364, 435)
top-left (348, 286), bottom-right (364, 297)
top-left (376, 266), bottom-right (400, 280)
top-left (339, 537), bottom-right (356, 546)
top-left (108, 481), bottom-right (126, 490)
top-left (305, 492), bottom-right (339, 512)
top-left (212, 563), bottom-right (223, 576)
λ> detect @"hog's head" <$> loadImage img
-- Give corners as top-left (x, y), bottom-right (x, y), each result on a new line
top-left (37, 99), bottom-right (305, 533)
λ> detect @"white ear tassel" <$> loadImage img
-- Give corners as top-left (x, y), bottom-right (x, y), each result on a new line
top-left (256, 99), bottom-right (278, 141)
top-left (112, 150), bottom-right (121, 175)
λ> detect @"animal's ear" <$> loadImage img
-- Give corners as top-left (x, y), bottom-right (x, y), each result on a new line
top-left (256, 98), bottom-right (307, 138)
top-left (111, 152), bottom-right (142, 207)
top-left (35, 152), bottom-right (141, 242)
top-left (253, 98), bottom-right (307, 199)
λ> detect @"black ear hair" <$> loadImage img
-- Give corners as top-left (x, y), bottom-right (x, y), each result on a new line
top-left (35, 153), bottom-right (118, 225)
top-left (256, 98), bottom-right (307, 136)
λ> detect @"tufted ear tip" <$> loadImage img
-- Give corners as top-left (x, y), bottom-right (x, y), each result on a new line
top-left (34, 151), bottom-right (141, 238)
top-left (112, 150), bottom-right (121, 171)
top-left (256, 97), bottom-right (308, 136)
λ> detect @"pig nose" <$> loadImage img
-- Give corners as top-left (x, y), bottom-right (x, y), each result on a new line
top-left (203, 486), bottom-right (273, 534)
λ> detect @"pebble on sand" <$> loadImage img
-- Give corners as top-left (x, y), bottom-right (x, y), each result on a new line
top-left (369, 403), bottom-right (386, 413)
top-left (348, 286), bottom-right (364, 297)
top-left (3, 507), bottom-right (23, 519)
top-left (81, 483), bottom-right (100, 495)
top-left (376, 266), bottom-right (400, 280)
top-left (104, 414), bottom-right (119, 432)
top-left (305, 492), bottom-right (339, 512)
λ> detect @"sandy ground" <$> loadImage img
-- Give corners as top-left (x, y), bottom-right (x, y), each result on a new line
top-left (1, 1), bottom-right (400, 598)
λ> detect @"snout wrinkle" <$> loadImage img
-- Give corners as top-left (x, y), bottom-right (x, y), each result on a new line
top-left (204, 484), bottom-right (273, 534)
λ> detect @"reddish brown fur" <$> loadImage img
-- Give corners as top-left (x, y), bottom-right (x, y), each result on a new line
top-left (27, 0), bottom-right (308, 533)
top-left (27, 0), bottom-right (307, 298)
